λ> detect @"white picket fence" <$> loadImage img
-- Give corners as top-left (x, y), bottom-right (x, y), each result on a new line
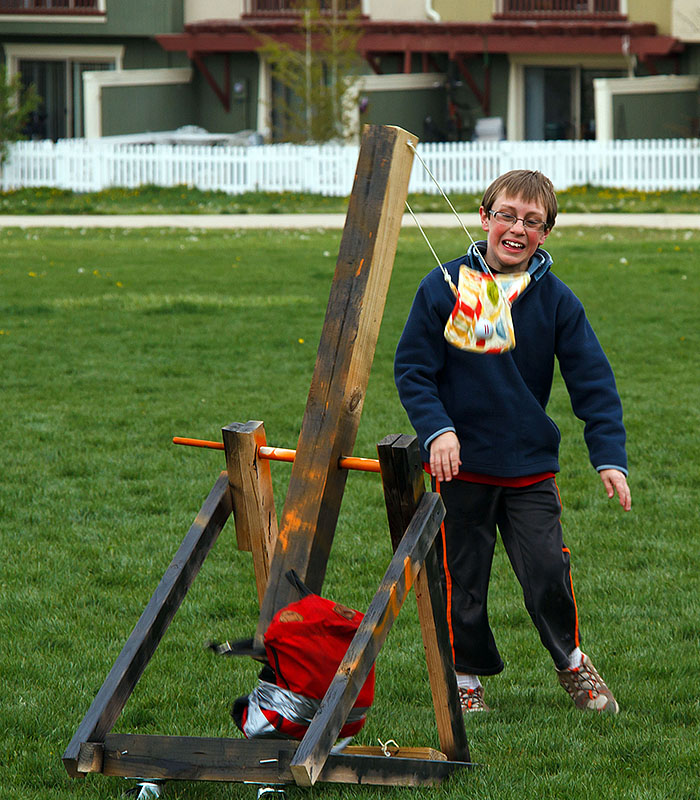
top-left (3, 137), bottom-right (700, 194)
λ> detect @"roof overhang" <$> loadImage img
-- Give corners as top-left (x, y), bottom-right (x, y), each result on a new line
top-left (156, 19), bottom-right (683, 60)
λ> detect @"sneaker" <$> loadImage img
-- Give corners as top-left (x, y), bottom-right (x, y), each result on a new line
top-left (556, 653), bottom-right (619, 713)
top-left (459, 685), bottom-right (490, 713)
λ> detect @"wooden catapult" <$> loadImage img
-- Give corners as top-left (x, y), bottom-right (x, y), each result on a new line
top-left (63, 125), bottom-right (472, 790)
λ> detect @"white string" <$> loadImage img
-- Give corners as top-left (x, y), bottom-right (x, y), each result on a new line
top-left (404, 200), bottom-right (447, 275)
top-left (406, 140), bottom-right (517, 312)
top-left (406, 140), bottom-right (497, 284)
top-left (378, 737), bottom-right (400, 757)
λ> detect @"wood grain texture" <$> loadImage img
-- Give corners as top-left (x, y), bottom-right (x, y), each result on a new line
top-left (289, 491), bottom-right (446, 786)
top-left (223, 421), bottom-right (278, 604)
top-left (93, 733), bottom-right (470, 786)
top-left (378, 435), bottom-right (470, 763)
top-left (256, 125), bottom-right (419, 642)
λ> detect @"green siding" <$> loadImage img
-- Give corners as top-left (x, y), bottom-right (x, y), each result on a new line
top-left (101, 82), bottom-right (194, 136)
top-left (613, 91), bottom-right (699, 139)
top-left (192, 54), bottom-right (260, 134)
top-left (680, 43), bottom-right (700, 78)
top-left (121, 39), bottom-right (189, 70)
top-left (359, 86), bottom-right (447, 141)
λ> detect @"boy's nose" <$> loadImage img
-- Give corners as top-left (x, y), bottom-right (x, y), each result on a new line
top-left (508, 216), bottom-right (527, 232)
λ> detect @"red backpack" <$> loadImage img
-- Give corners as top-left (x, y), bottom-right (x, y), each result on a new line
top-left (232, 592), bottom-right (375, 740)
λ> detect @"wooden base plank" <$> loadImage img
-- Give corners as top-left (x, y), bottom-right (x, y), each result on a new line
top-left (88, 734), bottom-right (471, 787)
top-left (62, 473), bottom-right (232, 778)
top-left (343, 745), bottom-right (447, 761)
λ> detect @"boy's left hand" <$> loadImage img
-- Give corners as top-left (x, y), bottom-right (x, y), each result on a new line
top-left (599, 469), bottom-right (631, 511)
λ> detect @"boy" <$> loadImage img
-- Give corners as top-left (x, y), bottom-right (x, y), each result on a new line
top-left (395, 170), bottom-right (630, 714)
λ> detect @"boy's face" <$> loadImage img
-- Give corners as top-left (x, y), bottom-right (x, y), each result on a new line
top-left (479, 191), bottom-right (551, 273)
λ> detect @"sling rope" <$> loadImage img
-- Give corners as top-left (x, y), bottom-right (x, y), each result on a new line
top-left (405, 140), bottom-right (510, 307)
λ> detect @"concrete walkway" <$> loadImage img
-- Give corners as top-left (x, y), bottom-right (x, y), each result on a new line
top-left (1, 212), bottom-right (699, 229)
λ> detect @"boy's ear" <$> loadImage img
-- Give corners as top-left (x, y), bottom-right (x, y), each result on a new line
top-left (479, 206), bottom-right (489, 231)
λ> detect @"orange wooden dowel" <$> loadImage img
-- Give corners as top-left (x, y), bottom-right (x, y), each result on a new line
top-left (173, 436), bottom-right (224, 450)
top-left (172, 437), bottom-right (381, 474)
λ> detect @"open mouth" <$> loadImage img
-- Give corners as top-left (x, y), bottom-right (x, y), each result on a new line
top-left (502, 239), bottom-right (525, 250)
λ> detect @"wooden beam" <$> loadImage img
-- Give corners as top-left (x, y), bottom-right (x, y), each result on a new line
top-left (365, 53), bottom-right (383, 74)
top-left (377, 434), bottom-right (470, 764)
top-left (377, 433), bottom-right (426, 551)
top-left (222, 421), bottom-right (278, 605)
top-left (289, 491), bottom-right (448, 786)
top-left (454, 55), bottom-right (486, 114)
top-left (343, 745), bottom-right (446, 760)
top-left (62, 472), bottom-right (232, 778)
top-left (191, 52), bottom-right (231, 112)
top-left (91, 734), bottom-right (469, 786)
top-left (256, 124), bottom-right (418, 641)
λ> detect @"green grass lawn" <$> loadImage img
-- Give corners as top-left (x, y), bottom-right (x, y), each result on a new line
top-left (1, 223), bottom-right (698, 800)
top-left (1, 184), bottom-right (700, 215)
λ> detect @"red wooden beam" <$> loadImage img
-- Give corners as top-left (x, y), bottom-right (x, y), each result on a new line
top-left (365, 53), bottom-right (383, 74)
top-left (191, 52), bottom-right (231, 111)
top-left (157, 20), bottom-right (681, 60)
top-left (454, 55), bottom-right (485, 113)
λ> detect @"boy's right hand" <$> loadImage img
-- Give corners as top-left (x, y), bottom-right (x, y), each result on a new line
top-left (429, 432), bottom-right (462, 482)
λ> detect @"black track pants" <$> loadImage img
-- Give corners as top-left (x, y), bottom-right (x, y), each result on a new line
top-left (434, 478), bottom-right (579, 674)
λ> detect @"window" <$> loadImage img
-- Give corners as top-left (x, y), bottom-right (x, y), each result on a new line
top-left (244, 0), bottom-right (361, 15)
top-left (496, 0), bottom-right (621, 17)
top-left (508, 56), bottom-right (630, 140)
top-left (524, 65), bottom-right (626, 140)
top-left (0, 1), bottom-right (104, 14)
top-left (4, 45), bottom-right (122, 139)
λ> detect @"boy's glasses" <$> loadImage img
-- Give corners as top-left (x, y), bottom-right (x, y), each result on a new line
top-left (489, 210), bottom-right (548, 232)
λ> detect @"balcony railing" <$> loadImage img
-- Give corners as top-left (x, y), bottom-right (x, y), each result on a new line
top-left (0, 0), bottom-right (102, 12)
top-left (243, 0), bottom-right (362, 17)
top-left (495, 0), bottom-right (622, 17)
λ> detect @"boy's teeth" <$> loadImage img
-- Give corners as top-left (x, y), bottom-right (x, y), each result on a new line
top-left (504, 239), bottom-right (524, 249)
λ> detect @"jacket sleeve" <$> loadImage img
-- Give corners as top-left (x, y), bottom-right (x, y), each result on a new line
top-left (394, 275), bottom-right (456, 451)
top-left (555, 292), bottom-right (628, 474)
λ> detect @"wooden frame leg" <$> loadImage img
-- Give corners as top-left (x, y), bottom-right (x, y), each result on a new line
top-left (62, 473), bottom-right (232, 778)
top-left (377, 434), bottom-right (470, 763)
top-left (289, 491), bottom-right (447, 786)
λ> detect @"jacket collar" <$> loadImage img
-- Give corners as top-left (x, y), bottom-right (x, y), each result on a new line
top-left (467, 241), bottom-right (552, 282)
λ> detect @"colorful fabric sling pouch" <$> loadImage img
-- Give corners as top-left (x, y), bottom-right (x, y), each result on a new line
top-left (443, 265), bottom-right (531, 354)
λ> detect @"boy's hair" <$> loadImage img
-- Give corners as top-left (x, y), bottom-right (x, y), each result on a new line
top-left (481, 170), bottom-right (557, 230)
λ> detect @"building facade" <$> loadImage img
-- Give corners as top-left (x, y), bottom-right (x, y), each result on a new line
top-left (1, 0), bottom-right (698, 142)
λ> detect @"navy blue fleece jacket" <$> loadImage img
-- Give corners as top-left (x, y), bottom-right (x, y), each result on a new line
top-left (394, 243), bottom-right (627, 478)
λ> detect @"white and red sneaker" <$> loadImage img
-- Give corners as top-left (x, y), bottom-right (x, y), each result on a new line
top-left (556, 653), bottom-right (619, 713)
